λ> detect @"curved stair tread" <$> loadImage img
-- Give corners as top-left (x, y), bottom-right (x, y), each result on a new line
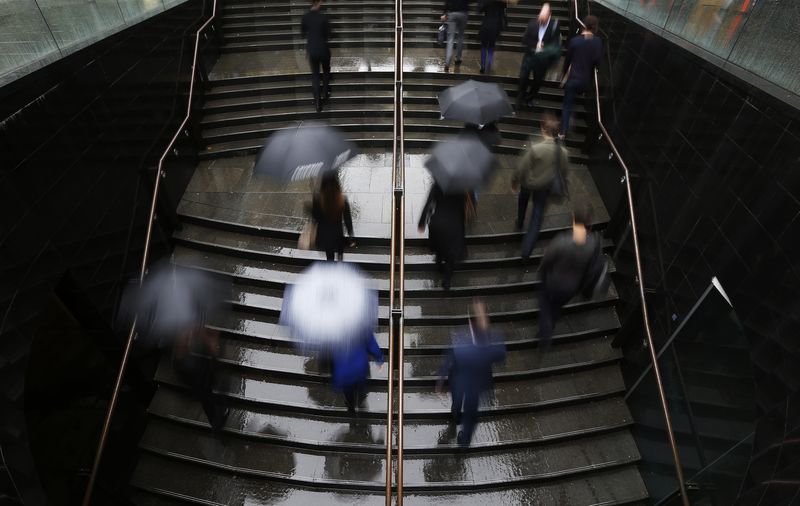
top-left (150, 386), bottom-right (633, 450)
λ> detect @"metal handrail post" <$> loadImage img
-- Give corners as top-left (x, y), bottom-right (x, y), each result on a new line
top-left (394, 0), bottom-right (405, 502)
top-left (81, 0), bottom-right (218, 503)
top-left (577, 2), bottom-right (690, 503)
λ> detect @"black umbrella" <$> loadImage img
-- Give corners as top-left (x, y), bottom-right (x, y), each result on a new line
top-left (253, 122), bottom-right (357, 182)
top-left (118, 260), bottom-right (228, 348)
top-left (438, 80), bottom-right (513, 126)
top-left (424, 137), bottom-right (496, 193)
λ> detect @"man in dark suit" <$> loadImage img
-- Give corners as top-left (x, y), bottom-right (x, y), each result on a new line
top-left (436, 300), bottom-right (506, 447)
top-left (301, 0), bottom-right (332, 112)
top-left (517, 2), bottom-right (561, 109)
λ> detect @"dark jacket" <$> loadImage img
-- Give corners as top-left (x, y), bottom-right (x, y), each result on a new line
top-left (563, 34), bottom-right (603, 84)
top-left (521, 17), bottom-right (560, 52)
top-left (301, 9), bottom-right (331, 59)
top-left (512, 137), bottom-right (568, 190)
top-left (540, 231), bottom-right (600, 296)
top-left (479, 0), bottom-right (505, 45)
top-left (460, 122), bottom-right (501, 149)
top-left (312, 194), bottom-right (354, 253)
top-left (438, 328), bottom-right (506, 395)
top-left (331, 331), bottom-right (383, 389)
top-left (444, 0), bottom-right (469, 14)
top-left (418, 183), bottom-right (473, 263)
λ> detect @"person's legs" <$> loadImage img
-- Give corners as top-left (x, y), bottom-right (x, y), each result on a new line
top-left (458, 392), bottom-right (480, 446)
top-left (442, 257), bottom-right (454, 291)
top-left (343, 385), bottom-right (357, 413)
top-left (326, 249), bottom-right (335, 261)
top-left (528, 56), bottom-right (546, 105)
top-left (454, 12), bottom-right (468, 63)
top-left (561, 79), bottom-right (582, 137)
top-left (450, 382), bottom-right (465, 423)
top-left (521, 189), bottom-right (549, 259)
top-left (480, 44), bottom-right (487, 70)
top-left (537, 284), bottom-right (571, 349)
top-left (309, 56), bottom-right (321, 105)
top-left (486, 42), bottom-right (495, 71)
top-left (445, 16), bottom-right (457, 66)
top-left (516, 188), bottom-right (531, 228)
top-left (322, 55), bottom-right (332, 100)
top-left (517, 54), bottom-right (532, 105)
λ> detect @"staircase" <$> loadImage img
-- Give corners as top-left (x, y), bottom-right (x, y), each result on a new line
top-left (129, 0), bottom-right (649, 503)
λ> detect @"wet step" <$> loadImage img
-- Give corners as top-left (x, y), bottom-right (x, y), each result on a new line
top-left (150, 386), bottom-right (632, 451)
top-left (207, 71), bottom-right (394, 91)
top-left (199, 333), bottom-right (620, 383)
top-left (403, 102), bottom-right (589, 129)
top-left (140, 417), bottom-right (639, 490)
top-left (132, 454), bottom-right (386, 504)
top-left (224, 19), bottom-right (396, 33)
top-left (204, 89), bottom-right (393, 114)
top-left (222, 38), bottom-right (396, 53)
top-left (225, 29), bottom-right (397, 44)
top-left (222, 277), bottom-right (617, 325)
top-left (156, 357), bottom-right (626, 416)
top-left (211, 304), bottom-right (619, 352)
top-left (173, 221), bottom-right (613, 271)
top-left (202, 132), bottom-right (395, 158)
top-left (201, 107), bottom-right (393, 136)
top-left (132, 453), bottom-right (647, 505)
top-left (201, 100), bottom-right (395, 128)
top-left (404, 130), bottom-right (589, 158)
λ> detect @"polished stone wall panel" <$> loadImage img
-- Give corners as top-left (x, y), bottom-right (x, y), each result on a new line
top-left (589, 3), bottom-right (800, 502)
top-left (0, 0), bottom-right (214, 501)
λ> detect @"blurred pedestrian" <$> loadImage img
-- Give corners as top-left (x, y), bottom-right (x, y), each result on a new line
top-left (441, 0), bottom-right (469, 72)
top-left (436, 300), bottom-right (506, 447)
top-left (478, 0), bottom-right (505, 74)
top-left (301, 0), bottom-right (332, 112)
top-left (331, 330), bottom-right (384, 414)
top-left (517, 3), bottom-right (561, 109)
top-left (460, 121), bottom-right (501, 150)
top-left (537, 203), bottom-right (601, 348)
top-left (172, 326), bottom-right (229, 431)
top-left (560, 15), bottom-right (602, 139)
top-left (512, 114), bottom-right (568, 259)
top-left (418, 182), bottom-right (475, 291)
top-left (312, 172), bottom-right (355, 261)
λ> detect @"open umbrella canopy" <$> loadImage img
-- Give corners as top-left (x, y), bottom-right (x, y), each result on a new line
top-left (253, 122), bottom-right (357, 182)
top-left (280, 262), bottom-right (377, 351)
top-left (424, 136), bottom-right (496, 193)
top-left (438, 80), bottom-right (513, 126)
top-left (118, 260), bottom-right (228, 348)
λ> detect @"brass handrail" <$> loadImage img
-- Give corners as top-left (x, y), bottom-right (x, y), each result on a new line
top-left (80, 1), bottom-right (218, 504)
top-left (575, 2), bottom-right (689, 503)
top-left (385, 0), bottom-right (404, 501)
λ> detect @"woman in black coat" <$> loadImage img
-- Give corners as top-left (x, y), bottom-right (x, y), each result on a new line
top-left (479, 0), bottom-right (505, 73)
top-left (312, 172), bottom-right (354, 261)
top-left (417, 182), bottom-right (475, 291)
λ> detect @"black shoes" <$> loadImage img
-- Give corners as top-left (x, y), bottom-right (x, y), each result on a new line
top-left (455, 59), bottom-right (462, 65)
top-left (479, 66), bottom-right (485, 74)
top-left (514, 219), bottom-right (523, 230)
top-left (315, 99), bottom-right (323, 113)
top-left (444, 65), bottom-right (450, 73)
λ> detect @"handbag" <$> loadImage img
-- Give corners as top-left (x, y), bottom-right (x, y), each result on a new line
top-left (298, 222), bottom-right (317, 250)
top-left (437, 23), bottom-right (448, 44)
top-left (464, 192), bottom-right (477, 225)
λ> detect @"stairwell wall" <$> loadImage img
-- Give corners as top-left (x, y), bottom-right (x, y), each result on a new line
top-left (0, 0), bottom-right (217, 501)
top-left (585, 2), bottom-right (800, 503)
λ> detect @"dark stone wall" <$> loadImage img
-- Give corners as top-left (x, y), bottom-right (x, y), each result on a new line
top-left (0, 0), bottom-right (217, 502)
top-left (586, 2), bottom-right (800, 503)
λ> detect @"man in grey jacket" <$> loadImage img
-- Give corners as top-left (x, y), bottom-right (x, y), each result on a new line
top-left (511, 115), bottom-right (569, 259)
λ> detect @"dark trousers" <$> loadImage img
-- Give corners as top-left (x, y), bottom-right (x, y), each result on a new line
top-left (434, 252), bottom-right (455, 290)
top-left (518, 188), bottom-right (549, 258)
top-left (451, 383), bottom-right (480, 446)
top-left (537, 283), bottom-right (574, 348)
top-left (480, 42), bottom-right (495, 70)
top-left (342, 382), bottom-right (367, 412)
top-left (325, 247), bottom-right (343, 261)
top-left (518, 53), bottom-right (547, 104)
top-left (173, 355), bottom-right (226, 430)
top-left (309, 54), bottom-right (331, 104)
top-left (561, 79), bottom-right (586, 136)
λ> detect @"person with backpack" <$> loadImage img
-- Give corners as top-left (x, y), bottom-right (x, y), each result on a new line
top-left (511, 114), bottom-right (569, 260)
top-left (537, 203), bottom-right (607, 348)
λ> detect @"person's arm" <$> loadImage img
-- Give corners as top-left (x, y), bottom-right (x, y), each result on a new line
top-left (550, 19), bottom-right (561, 48)
top-left (521, 20), bottom-right (534, 49)
top-left (366, 333), bottom-right (384, 365)
top-left (562, 38), bottom-right (573, 75)
top-left (418, 188), bottom-right (436, 230)
top-left (343, 198), bottom-right (354, 238)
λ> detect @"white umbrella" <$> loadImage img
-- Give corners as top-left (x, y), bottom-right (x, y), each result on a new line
top-left (280, 262), bottom-right (377, 349)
